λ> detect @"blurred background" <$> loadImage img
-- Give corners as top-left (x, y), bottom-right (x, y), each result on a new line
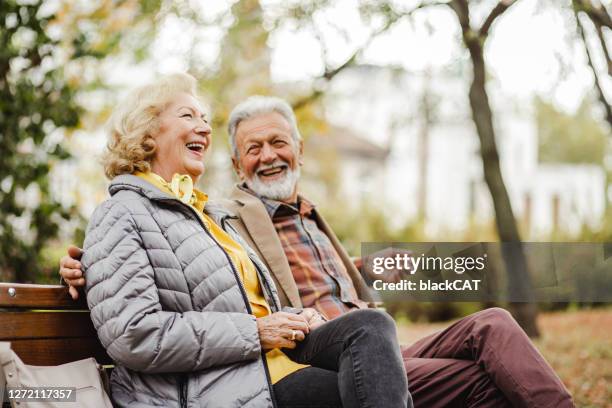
top-left (0, 0), bottom-right (610, 405)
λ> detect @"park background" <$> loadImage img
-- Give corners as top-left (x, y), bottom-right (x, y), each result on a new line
top-left (0, 0), bottom-right (610, 406)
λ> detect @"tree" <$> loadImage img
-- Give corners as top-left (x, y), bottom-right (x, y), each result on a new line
top-left (447, 0), bottom-right (539, 337)
top-left (0, 0), bottom-right (163, 282)
top-left (0, 0), bottom-right (82, 282)
top-left (272, 0), bottom-right (540, 336)
top-left (415, 72), bottom-right (439, 222)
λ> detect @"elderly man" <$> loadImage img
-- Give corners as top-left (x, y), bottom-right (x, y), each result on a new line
top-left (61, 96), bottom-right (574, 408)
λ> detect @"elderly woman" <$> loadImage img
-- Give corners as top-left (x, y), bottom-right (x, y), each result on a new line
top-left (82, 73), bottom-right (409, 407)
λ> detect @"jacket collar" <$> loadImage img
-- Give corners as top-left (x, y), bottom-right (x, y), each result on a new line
top-left (229, 185), bottom-right (302, 307)
top-left (109, 174), bottom-right (174, 201)
top-left (109, 174), bottom-right (232, 221)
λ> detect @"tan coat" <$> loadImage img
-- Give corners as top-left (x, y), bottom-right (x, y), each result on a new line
top-left (218, 185), bottom-right (375, 308)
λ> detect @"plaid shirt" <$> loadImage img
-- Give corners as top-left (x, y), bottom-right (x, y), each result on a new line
top-left (248, 187), bottom-right (367, 319)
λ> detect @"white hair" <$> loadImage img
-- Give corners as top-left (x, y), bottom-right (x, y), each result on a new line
top-left (245, 160), bottom-right (301, 201)
top-left (227, 95), bottom-right (302, 158)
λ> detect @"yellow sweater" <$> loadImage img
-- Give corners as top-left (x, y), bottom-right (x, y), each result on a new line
top-left (135, 172), bottom-right (307, 384)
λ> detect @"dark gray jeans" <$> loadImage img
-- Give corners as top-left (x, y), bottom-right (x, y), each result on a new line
top-left (274, 309), bottom-right (411, 408)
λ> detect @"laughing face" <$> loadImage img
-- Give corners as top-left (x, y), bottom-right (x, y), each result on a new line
top-left (150, 92), bottom-right (212, 183)
top-left (232, 111), bottom-right (303, 202)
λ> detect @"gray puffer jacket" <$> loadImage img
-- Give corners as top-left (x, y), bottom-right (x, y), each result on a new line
top-left (82, 175), bottom-right (282, 408)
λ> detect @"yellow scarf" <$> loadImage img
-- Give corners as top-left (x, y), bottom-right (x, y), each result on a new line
top-left (137, 171), bottom-right (208, 216)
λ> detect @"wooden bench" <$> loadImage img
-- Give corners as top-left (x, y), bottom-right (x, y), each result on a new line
top-left (0, 282), bottom-right (112, 406)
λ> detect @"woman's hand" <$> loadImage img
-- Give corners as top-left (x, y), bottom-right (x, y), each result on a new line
top-left (256, 312), bottom-right (310, 350)
top-left (301, 308), bottom-right (327, 330)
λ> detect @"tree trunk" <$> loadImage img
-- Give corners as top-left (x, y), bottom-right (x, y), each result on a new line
top-left (417, 77), bottom-right (433, 221)
top-left (463, 35), bottom-right (540, 337)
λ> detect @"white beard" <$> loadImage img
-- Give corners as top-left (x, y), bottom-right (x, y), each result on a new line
top-left (245, 161), bottom-right (300, 201)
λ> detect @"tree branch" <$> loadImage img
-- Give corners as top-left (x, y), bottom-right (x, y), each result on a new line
top-left (574, 0), bottom-right (612, 30)
top-left (574, 0), bottom-right (612, 75)
top-left (448, 0), bottom-right (470, 31)
top-left (293, 0), bottom-right (450, 110)
top-left (325, 0), bottom-right (451, 77)
top-left (576, 10), bottom-right (612, 128)
top-left (321, 2), bottom-right (410, 80)
top-left (311, 24), bottom-right (332, 75)
top-left (292, 88), bottom-right (324, 111)
top-left (594, 22), bottom-right (612, 75)
top-left (480, 0), bottom-right (518, 37)
top-left (592, 0), bottom-right (612, 28)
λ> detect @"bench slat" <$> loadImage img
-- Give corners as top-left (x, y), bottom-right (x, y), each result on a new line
top-left (8, 337), bottom-right (112, 366)
top-left (0, 282), bottom-right (113, 377)
top-left (0, 311), bottom-right (98, 340)
top-left (0, 283), bottom-right (87, 309)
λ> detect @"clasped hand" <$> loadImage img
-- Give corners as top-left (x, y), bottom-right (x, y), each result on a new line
top-left (256, 309), bottom-right (326, 350)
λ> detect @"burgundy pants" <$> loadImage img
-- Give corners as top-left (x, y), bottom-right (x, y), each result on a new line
top-left (402, 308), bottom-right (575, 408)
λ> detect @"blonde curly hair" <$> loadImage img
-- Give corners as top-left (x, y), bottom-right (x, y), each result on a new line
top-left (102, 73), bottom-right (200, 179)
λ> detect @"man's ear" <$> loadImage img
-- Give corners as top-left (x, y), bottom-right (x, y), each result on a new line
top-left (231, 155), bottom-right (244, 180)
top-left (298, 140), bottom-right (304, 166)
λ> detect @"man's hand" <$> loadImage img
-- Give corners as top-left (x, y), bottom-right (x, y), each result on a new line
top-left (256, 312), bottom-right (310, 351)
top-left (301, 308), bottom-right (326, 330)
top-left (59, 245), bottom-right (84, 300)
top-left (362, 247), bottom-right (414, 283)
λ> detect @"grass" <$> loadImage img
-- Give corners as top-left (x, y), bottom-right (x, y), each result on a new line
top-left (396, 308), bottom-right (612, 408)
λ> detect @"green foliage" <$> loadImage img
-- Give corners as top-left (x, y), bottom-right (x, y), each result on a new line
top-left (0, 0), bottom-right (84, 282)
top-left (55, 0), bottom-right (162, 64)
top-left (536, 96), bottom-right (608, 165)
top-left (576, 211), bottom-right (612, 241)
top-left (0, 0), bottom-right (162, 283)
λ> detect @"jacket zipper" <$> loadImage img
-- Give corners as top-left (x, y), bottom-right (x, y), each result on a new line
top-left (157, 198), bottom-right (278, 408)
top-left (199, 218), bottom-right (279, 408)
top-left (178, 373), bottom-right (187, 408)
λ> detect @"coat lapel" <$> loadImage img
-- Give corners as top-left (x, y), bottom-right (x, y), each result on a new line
top-left (230, 186), bottom-right (303, 307)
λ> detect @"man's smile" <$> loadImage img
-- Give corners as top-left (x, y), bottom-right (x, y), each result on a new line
top-left (257, 164), bottom-right (288, 179)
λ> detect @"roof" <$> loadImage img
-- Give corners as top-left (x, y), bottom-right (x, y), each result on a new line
top-left (307, 126), bottom-right (390, 161)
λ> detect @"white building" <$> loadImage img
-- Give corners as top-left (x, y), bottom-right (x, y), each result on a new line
top-left (323, 64), bottom-right (607, 238)
top-left (301, 125), bottom-right (389, 208)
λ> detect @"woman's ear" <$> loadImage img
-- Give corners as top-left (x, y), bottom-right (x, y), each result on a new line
top-left (143, 134), bottom-right (157, 156)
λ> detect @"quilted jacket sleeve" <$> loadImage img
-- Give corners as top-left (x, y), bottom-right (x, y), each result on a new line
top-left (82, 200), bottom-right (262, 374)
